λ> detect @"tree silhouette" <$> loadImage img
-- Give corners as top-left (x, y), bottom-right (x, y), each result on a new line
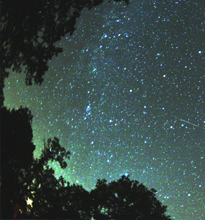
top-left (89, 175), bottom-right (172, 220)
top-left (1, 106), bottom-right (35, 218)
top-left (1, 105), bottom-right (172, 219)
top-left (1, 1), bottom-right (173, 218)
top-left (1, 106), bottom-right (70, 219)
top-left (22, 137), bottom-right (71, 219)
top-left (0, 0), bottom-right (129, 106)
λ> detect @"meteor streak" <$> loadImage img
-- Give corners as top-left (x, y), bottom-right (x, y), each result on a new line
top-left (179, 118), bottom-right (199, 127)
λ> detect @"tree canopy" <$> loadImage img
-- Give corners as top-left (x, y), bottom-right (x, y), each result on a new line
top-left (89, 175), bottom-right (172, 220)
top-left (1, 106), bottom-right (35, 218)
top-left (1, 105), bottom-right (172, 219)
top-left (0, 0), bottom-right (129, 106)
top-left (1, 1), bottom-right (173, 219)
top-left (1, 107), bottom-right (70, 219)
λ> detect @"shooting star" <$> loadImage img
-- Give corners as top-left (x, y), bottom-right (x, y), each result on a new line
top-left (179, 118), bottom-right (199, 127)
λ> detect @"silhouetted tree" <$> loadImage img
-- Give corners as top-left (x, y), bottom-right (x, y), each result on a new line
top-left (89, 175), bottom-right (172, 220)
top-left (1, 105), bottom-right (173, 219)
top-left (1, 106), bottom-right (70, 219)
top-left (1, 106), bottom-right (35, 218)
top-left (1, 2), bottom-right (175, 218)
top-left (17, 137), bottom-right (70, 219)
top-left (0, 0), bottom-right (129, 106)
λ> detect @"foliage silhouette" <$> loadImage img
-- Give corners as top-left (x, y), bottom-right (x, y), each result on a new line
top-left (1, 1), bottom-right (173, 218)
top-left (89, 175), bottom-right (172, 219)
top-left (1, 106), bottom-right (35, 218)
top-left (20, 137), bottom-right (71, 218)
top-left (1, 105), bottom-right (172, 219)
top-left (0, 0), bottom-right (129, 106)
top-left (1, 106), bottom-right (70, 219)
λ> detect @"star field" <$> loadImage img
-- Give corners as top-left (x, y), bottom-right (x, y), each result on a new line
top-left (4, 0), bottom-right (205, 219)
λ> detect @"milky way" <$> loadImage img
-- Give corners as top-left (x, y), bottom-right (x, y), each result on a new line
top-left (4, 0), bottom-right (205, 219)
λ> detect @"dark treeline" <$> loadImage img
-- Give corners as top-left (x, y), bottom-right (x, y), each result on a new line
top-left (1, 0), bottom-right (172, 219)
top-left (1, 107), bottom-right (172, 219)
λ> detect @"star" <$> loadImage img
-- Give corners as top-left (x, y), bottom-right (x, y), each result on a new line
top-left (26, 198), bottom-right (33, 207)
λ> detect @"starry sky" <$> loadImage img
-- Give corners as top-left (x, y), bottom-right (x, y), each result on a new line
top-left (3, 0), bottom-right (205, 219)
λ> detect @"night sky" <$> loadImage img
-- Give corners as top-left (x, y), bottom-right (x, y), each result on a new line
top-left (3, 0), bottom-right (205, 219)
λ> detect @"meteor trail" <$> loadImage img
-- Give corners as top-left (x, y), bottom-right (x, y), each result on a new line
top-left (179, 118), bottom-right (199, 127)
